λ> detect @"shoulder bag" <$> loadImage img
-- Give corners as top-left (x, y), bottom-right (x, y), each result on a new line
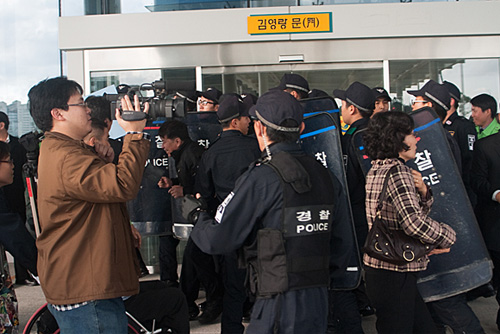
top-left (363, 166), bottom-right (437, 265)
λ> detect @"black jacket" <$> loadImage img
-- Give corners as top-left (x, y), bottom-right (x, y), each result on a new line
top-left (470, 133), bottom-right (500, 251)
top-left (3, 135), bottom-right (27, 221)
top-left (341, 117), bottom-right (370, 246)
top-left (195, 130), bottom-right (260, 207)
top-left (444, 112), bottom-right (476, 204)
top-left (171, 139), bottom-right (205, 194)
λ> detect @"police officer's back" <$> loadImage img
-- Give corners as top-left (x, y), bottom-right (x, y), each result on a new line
top-left (189, 90), bottom-right (350, 334)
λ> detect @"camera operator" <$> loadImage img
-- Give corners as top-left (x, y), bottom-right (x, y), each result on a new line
top-left (28, 76), bottom-right (150, 333)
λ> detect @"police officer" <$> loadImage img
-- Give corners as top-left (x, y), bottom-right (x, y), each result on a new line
top-left (372, 87), bottom-right (391, 114)
top-left (195, 94), bottom-right (261, 333)
top-left (198, 88), bottom-right (222, 112)
top-left (187, 90), bottom-right (350, 334)
top-left (408, 81), bottom-right (484, 334)
top-left (276, 73), bottom-right (310, 100)
top-left (333, 82), bottom-right (375, 332)
top-left (442, 81), bottom-right (477, 206)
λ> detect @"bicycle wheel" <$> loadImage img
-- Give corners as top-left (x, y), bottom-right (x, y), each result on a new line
top-left (24, 304), bottom-right (141, 334)
top-left (23, 304), bottom-right (59, 334)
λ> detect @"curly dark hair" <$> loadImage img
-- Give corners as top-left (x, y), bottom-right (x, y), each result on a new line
top-left (364, 111), bottom-right (414, 160)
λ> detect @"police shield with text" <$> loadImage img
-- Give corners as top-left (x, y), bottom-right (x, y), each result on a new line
top-left (184, 90), bottom-right (352, 334)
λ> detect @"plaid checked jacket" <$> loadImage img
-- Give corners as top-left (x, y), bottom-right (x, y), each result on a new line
top-left (363, 158), bottom-right (456, 272)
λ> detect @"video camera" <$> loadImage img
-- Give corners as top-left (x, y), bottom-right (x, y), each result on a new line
top-left (19, 131), bottom-right (43, 178)
top-left (104, 79), bottom-right (195, 122)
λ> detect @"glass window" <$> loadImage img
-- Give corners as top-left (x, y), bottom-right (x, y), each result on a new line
top-left (391, 58), bottom-right (500, 117)
top-left (203, 67), bottom-right (383, 98)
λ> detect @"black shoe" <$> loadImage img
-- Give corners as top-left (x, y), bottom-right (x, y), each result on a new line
top-left (359, 305), bottom-right (375, 317)
top-left (164, 280), bottom-right (179, 288)
top-left (198, 304), bottom-right (222, 324)
top-left (16, 278), bottom-right (39, 286)
top-left (466, 283), bottom-right (496, 301)
top-left (189, 306), bottom-right (200, 321)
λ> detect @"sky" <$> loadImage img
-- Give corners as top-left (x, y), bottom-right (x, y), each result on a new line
top-left (0, 1), bottom-right (60, 104)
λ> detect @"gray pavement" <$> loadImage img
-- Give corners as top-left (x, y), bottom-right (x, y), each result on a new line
top-left (14, 273), bottom-right (500, 333)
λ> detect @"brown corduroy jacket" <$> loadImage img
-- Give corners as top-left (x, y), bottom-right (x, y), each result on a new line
top-left (36, 132), bottom-right (149, 305)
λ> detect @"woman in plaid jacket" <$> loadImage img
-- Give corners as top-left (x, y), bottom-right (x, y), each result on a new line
top-left (362, 111), bottom-right (456, 334)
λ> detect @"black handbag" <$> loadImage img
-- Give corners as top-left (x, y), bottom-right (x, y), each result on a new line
top-left (362, 166), bottom-right (437, 265)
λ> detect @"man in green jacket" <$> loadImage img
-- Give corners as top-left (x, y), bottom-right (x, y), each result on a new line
top-left (28, 77), bottom-right (150, 333)
top-left (471, 93), bottom-right (500, 139)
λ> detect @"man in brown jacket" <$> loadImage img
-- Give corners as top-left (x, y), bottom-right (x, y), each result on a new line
top-left (28, 77), bottom-right (150, 333)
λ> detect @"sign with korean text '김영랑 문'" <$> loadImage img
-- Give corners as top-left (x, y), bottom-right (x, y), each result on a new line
top-left (247, 12), bottom-right (332, 35)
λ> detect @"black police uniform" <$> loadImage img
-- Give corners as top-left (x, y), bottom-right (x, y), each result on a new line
top-left (194, 129), bottom-right (260, 332)
top-left (160, 138), bottom-right (205, 284)
top-left (444, 111), bottom-right (477, 206)
top-left (191, 142), bottom-right (351, 334)
top-left (341, 117), bottom-right (370, 247)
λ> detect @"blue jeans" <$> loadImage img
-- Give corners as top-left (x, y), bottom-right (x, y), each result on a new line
top-left (48, 298), bottom-right (127, 334)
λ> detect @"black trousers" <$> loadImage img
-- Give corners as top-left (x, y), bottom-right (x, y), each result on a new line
top-left (124, 280), bottom-right (189, 334)
top-left (427, 294), bottom-right (484, 334)
top-left (180, 237), bottom-right (223, 309)
top-left (159, 235), bottom-right (180, 282)
top-left (365, 267), bottom-right (438, 334)
top-left (221, 252), bottom-right (246, 334)
top-left (328, 290), bottom-right (364, 334)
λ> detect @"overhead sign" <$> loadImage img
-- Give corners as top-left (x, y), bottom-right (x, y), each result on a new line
top-left (248, 12), bottom-right (332, 35)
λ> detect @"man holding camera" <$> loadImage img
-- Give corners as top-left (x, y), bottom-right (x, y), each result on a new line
top-left (28, 76), bottom-right (150, 333)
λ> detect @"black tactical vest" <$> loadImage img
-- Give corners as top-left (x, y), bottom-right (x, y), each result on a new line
top-left (249, 151), bottom-right (336, 297)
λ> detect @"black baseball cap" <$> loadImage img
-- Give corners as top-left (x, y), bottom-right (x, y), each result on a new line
top-left (372, 87), bottom-right (392, 102)
top-left (407, 80), bottom-right (450, 111)
top-left (249, 90), bottom-right (303, 132)
top-left (442, 81), bottom-right (461, 102)
top-left (241, 93), bottom-right (258, 114)
top-left (333, 82), bottom-right (375, 114)
top-left (197, 87), bottom-right (222, 104)
top-left (216, 94), bottom-right (247, 123)
top-left (275, 73), bottom-right (310, 95)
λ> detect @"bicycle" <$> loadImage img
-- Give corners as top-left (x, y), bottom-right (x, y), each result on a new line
top-left (23, 303), bottom-right (167, 334)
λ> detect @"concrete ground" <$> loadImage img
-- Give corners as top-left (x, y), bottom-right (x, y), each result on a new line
top-left (15, 273), bottom-right (500, 334)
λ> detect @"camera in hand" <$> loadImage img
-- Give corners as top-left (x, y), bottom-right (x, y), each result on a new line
top-left (104, 79), bottom-right (195, 121)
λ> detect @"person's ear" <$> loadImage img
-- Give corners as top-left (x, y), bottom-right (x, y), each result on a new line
top-left (0, 122), bottom-right (5, 131)
top-left (290, 91), bottom-right (300, 100)
top-left (214, 104), bottom-right (219, 111)
top-left (88, 136), bottom-right (96, 147)
top-left (254, 120), bottom-right (263, 137)
top-left (50, 108), bottom-right (66, 121)
top-left (299, 122), bottom-right (305, 135)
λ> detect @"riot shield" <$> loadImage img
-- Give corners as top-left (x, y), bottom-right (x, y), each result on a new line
top-left (301, 96), bottom-right (341, 134)
top-left (407, 107), bottom-right (492, 301)
top-left (128, 124), bottom-right (172, 236)
top-left (184, 111), bottom-right (222, 149)
top-left (300, 110), bottom-right (362, 290)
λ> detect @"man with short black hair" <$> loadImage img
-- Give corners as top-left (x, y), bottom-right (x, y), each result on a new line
top-left (189, 89), bottom-right (350, 333)
top-left (197, 88), bottom-right (222, 112)
top-left (471, 93), bottom-right (500, 139)
top-left (28, 76), bottom-right (150, 333)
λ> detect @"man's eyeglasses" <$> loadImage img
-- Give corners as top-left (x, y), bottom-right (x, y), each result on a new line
top-left (411, 100), bottom-right (429, 106)
top-left (0, 158), bottom-right (13, 165)
top-left (198, 100), bottom-right (215, 106)
top-left (65, 102), bottom-right (89, 109)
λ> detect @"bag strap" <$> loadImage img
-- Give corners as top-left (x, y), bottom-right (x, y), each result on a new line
top-left (375, 165), bottom-right (399, 217)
